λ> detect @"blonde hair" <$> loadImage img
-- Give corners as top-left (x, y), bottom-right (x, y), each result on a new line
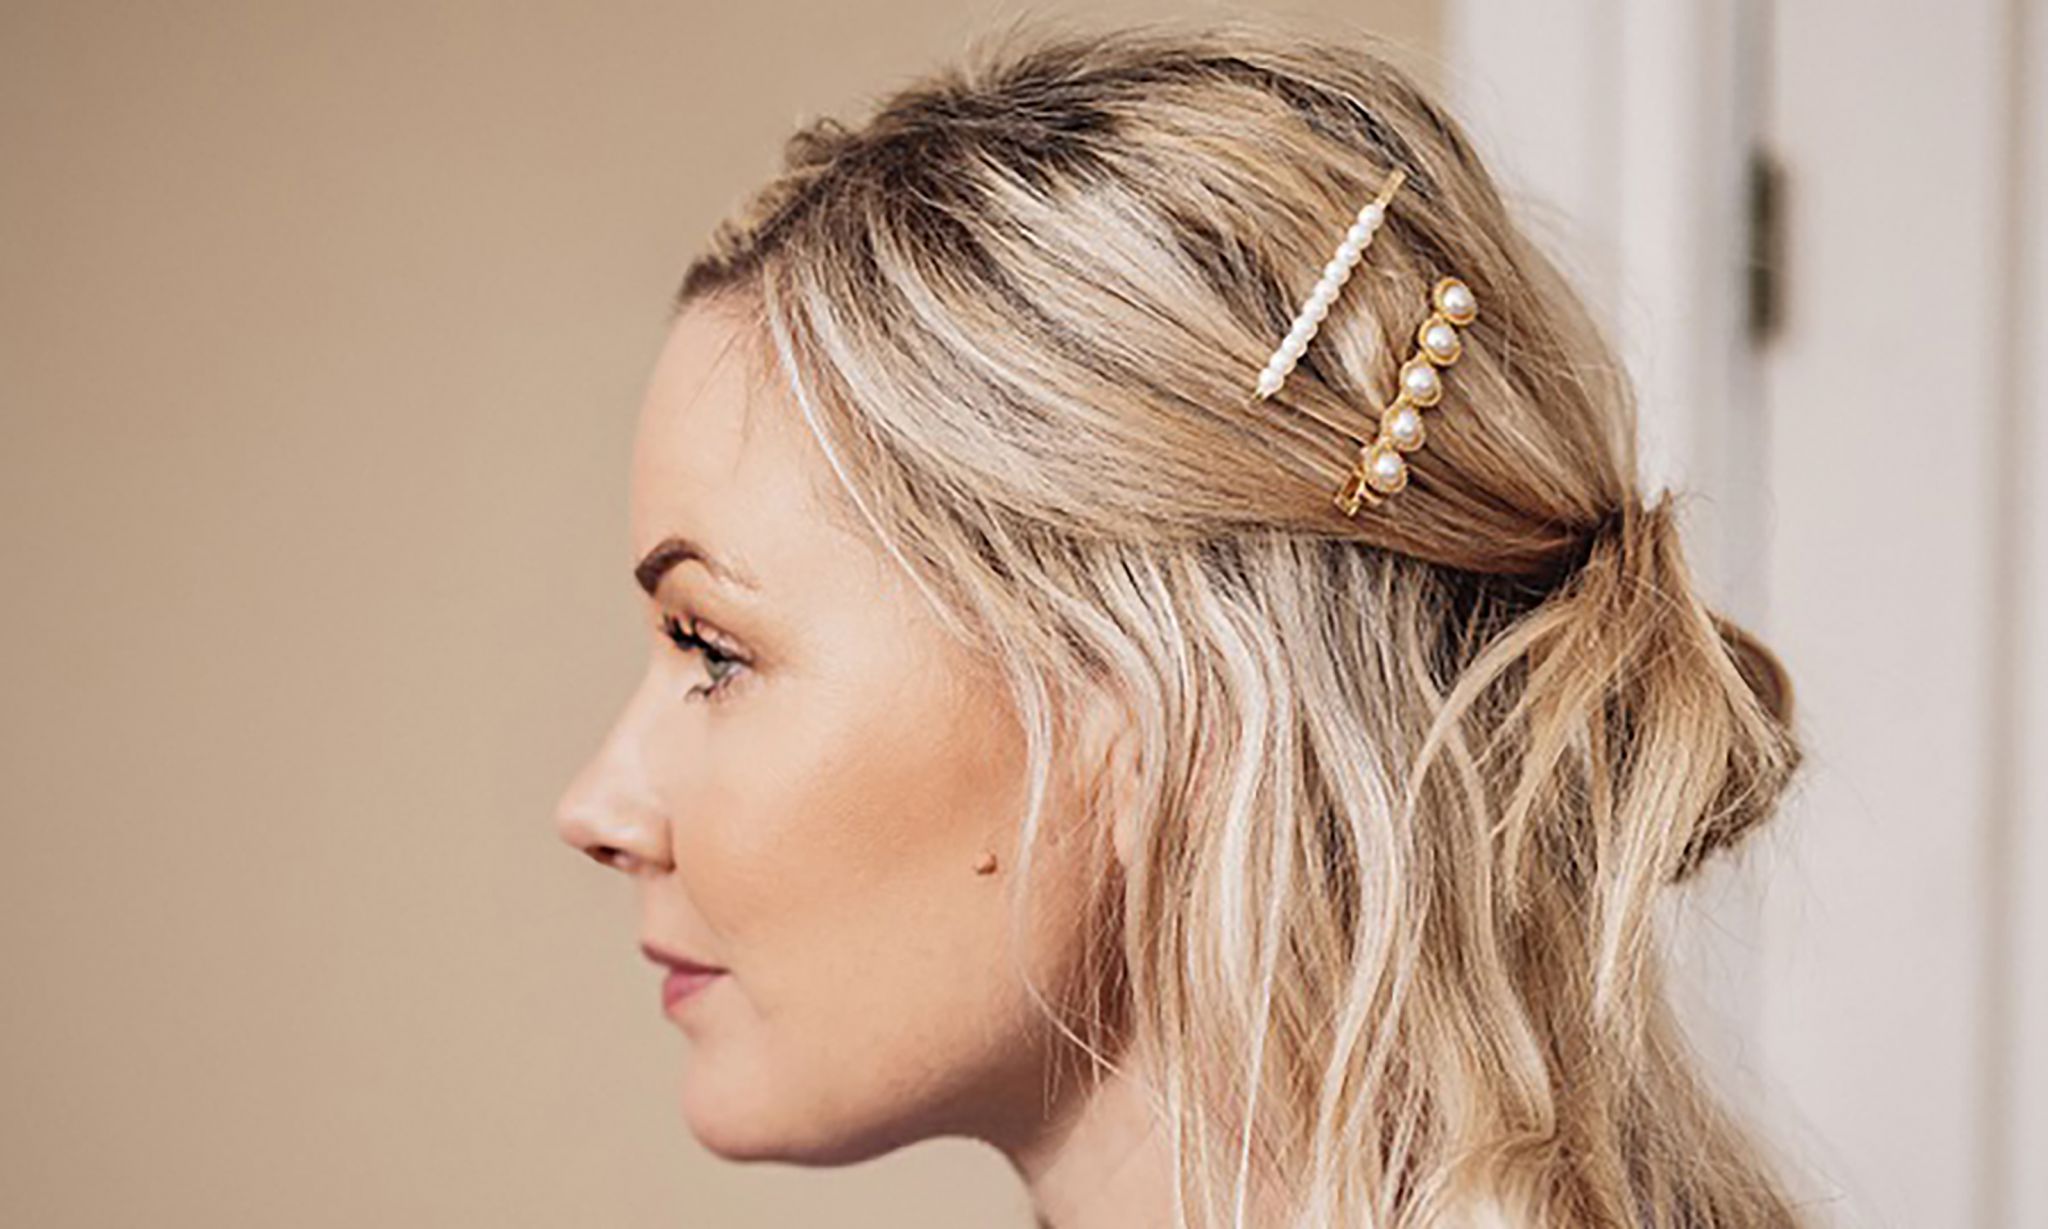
top-left (675, 16), bottom-right (1808, 1228)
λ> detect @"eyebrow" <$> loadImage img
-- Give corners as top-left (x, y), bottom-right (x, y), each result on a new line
top-left (634, 535), bottom-right (761, 597)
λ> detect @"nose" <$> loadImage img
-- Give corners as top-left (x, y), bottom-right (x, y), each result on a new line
top-left (554, 699), bottom-right (671, 876)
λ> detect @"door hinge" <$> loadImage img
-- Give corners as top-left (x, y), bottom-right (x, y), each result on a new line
top-left (1745, 145), bottom-right (1787, 346)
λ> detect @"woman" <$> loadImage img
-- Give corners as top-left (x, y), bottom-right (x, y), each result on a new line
top-left (554, 18), bottom-right (1809, 1228)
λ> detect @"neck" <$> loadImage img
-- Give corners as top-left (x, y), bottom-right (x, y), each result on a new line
top-left (1004, 1043), bottom-right (1176, 1229)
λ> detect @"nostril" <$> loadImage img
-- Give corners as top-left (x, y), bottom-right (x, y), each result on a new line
top-left (559, 802), bottom-right (664, 873)
top-left (588, 843), bottom-right (653, 875)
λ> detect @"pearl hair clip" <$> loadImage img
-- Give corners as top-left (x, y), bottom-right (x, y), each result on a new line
top-left (1254, 167), bottom-right (1406, 402)
top-left (1247, 165), bottom-right (1481, 515)
top-left (1333, 274), bottom-right (1478, 512)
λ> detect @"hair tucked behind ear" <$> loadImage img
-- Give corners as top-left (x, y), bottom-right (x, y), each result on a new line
top-left (674, 14), bottom-right (1809, 1227)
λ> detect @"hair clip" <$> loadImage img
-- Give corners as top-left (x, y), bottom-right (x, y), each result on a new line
top-left (1253, 167), bottom-right (1405, 402)
top-left (1333, 275), bottom-right (1478, 513)
top-left (1245, 166), bottom-right (1479, 517)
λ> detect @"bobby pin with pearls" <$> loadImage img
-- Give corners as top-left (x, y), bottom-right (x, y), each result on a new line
top-left (1248, 165), bottom-right (1480, 515)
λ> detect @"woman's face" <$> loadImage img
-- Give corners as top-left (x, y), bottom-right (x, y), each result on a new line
top-left (554, 301), bottom-right (1109, 1163)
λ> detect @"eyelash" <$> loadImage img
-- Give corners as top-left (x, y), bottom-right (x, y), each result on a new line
top-left (658, 613), bottom-right (749, 702)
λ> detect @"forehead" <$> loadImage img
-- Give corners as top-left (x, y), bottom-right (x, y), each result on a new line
top-left (628, 302), bottom-right (821, 594)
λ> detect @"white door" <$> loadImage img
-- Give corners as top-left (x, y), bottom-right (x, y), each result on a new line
top-left (1444, 2), bottom-right (2048, 1225)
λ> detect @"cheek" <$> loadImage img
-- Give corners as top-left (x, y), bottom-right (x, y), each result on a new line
top-left (683, 677), bottom-right (1033, 1007)
top-left (656, 666), bottom-right (1102, 1145)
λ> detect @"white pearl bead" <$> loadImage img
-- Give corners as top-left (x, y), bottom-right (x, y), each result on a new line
top-left (1388, 406), bottom-right (1422, 445)
top-left (1323, 256), bottom-right (1351, 283)
top-left (1441, 282), bottom-right (1476, 318)
top-left (1425, 322), bottom-right (1458, 358)
top-left (1345, 221), bottom-right (1373, 247)
top-left (1402, 363), bottom-right (1440, 401)
top-left (1358, 203), bottom-right (1385, 229)
top-left (1372, 449), bottom-right (1404, 482)
top-left (1306, 297), bottom-right (1330, 322)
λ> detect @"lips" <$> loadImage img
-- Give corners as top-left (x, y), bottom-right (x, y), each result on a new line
top-left (639, 939), bottom-right (722, 975)
top-left (661, 967), bottom-right (722, 1009)
top-left (641, 939), bottom-right (726, 1011)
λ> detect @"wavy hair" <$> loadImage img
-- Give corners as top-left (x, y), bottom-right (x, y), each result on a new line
top-left (672, 16), bottom-right (1808, 1227)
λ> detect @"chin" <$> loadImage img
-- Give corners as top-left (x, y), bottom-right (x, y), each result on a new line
top-left (676, 1070), bottom-right (889, 1167)
top-left (676, 1055), bottom-right (964, 1169)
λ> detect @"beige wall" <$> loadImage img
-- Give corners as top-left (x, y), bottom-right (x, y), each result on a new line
top-left (0, 4), bottom-right (1438, 1225)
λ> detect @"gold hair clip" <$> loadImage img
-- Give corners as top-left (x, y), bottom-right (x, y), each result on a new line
top-left (1246, 166), bottom-right (1479, 516)
top-left (1333, 275), bottom-right (1478, 513)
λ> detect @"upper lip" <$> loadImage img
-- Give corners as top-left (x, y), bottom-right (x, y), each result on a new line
top-left (640, 939), bottom-right (724, 975)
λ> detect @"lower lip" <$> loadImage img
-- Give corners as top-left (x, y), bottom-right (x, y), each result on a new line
top-left (662, 968), bottom-right (724, 1010)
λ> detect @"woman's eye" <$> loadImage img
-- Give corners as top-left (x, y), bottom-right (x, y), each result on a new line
top-left (658, 613), bottom-right (748, 701)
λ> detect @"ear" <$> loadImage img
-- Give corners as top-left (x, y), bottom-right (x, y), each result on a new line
top-left (1072, 680), bottom-right (1144, 875)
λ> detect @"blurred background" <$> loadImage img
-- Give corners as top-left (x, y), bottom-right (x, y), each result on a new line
top-left (1, 2), bottom-right (2041, 1226)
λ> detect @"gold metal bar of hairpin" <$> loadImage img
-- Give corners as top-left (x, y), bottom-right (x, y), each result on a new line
top-left (1372, 167), bottom-right (1406, 209)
